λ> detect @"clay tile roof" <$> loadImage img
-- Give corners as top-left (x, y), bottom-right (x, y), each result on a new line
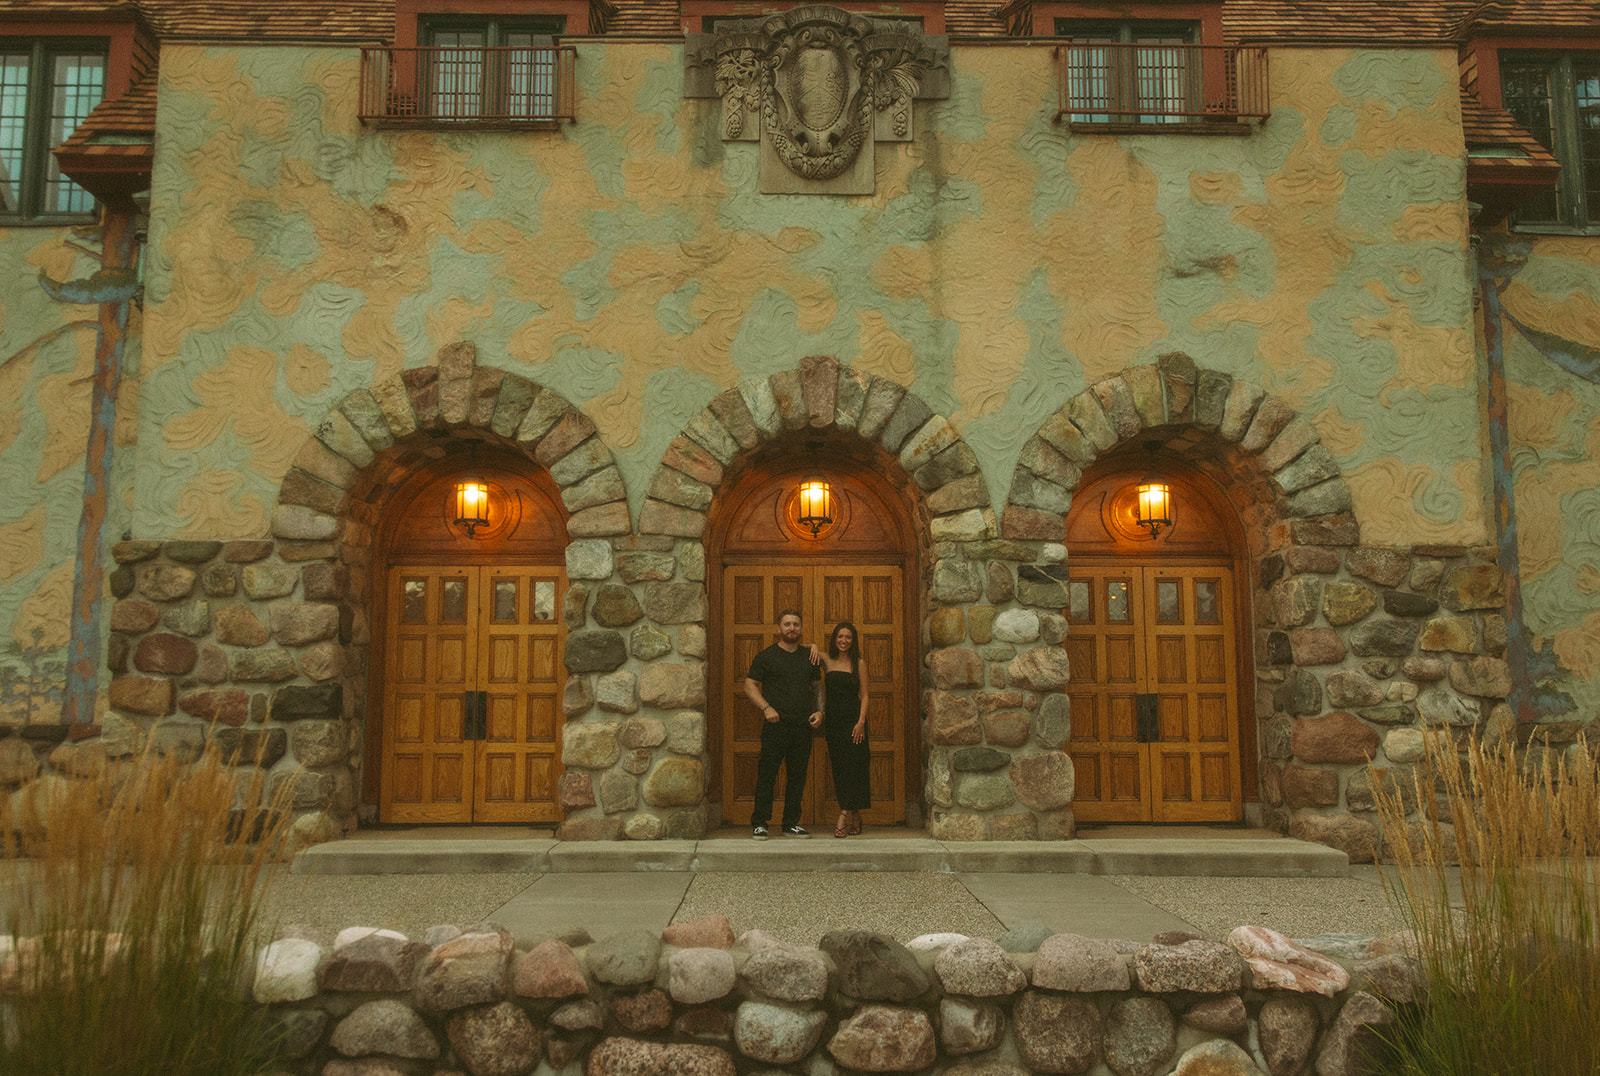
top-left (148, 1), bottom-right (390, 41)
top-left (1452, 0), bottom-right (1600, 36)
top-left (58, 70), bottom-right (157, 150)
top-left (1219, 1), bottom-right (1472, 43)
top-left (609, 0), bottom-right (680, 34)
top-left (1461, 93), bottom-right (1560, 166)
top-left (946, 0), bottom-right (1004, 35)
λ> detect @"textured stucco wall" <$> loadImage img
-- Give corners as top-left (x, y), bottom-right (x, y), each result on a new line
top-left (137, 42), bottom-right (1481, 544)
top-left (1497, 234), bottom-right (1600, 719)
top-left (0, 228), bottom-right (135, 724)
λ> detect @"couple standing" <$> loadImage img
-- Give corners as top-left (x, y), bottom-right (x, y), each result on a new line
top-left (742, 609), bottom-right (871, 839)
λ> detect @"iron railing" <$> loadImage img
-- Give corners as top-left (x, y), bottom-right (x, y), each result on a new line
top-left (359, 45), bottom-right (578, 127)
top-left (1055, 43), bottom-right (1269, 125)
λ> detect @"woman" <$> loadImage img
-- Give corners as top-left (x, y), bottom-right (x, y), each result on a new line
top-left (819, 620), bottom-right (871, 837)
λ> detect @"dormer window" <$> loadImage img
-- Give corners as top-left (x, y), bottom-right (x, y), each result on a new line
top-left (1, 41), bottom-right (106, 218)
top-left (1501, 53), bottom-right (1600, 229)
top-left (1057, 19), bottom-right (1197, 124)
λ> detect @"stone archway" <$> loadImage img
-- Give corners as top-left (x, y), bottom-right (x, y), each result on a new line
top-left (1001, 353), bottom-right (1494, 862)
top-left (566, 355), bottom-right (1078, 841)
top-left (269, 340), bottom-right (628, 827)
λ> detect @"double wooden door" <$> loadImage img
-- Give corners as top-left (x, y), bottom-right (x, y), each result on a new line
top-left (380, 564), bottom-right (565, 823)
top-left (721, 563), bottom-right (906, 827)
top-left (1063, 562), bottom-right (1242, 822)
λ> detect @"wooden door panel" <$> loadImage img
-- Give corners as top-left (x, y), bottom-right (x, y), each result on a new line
top-left (382, 568), bottom-right (478, 823)
top-left (1065, 562), bottom-right (1241, 824)
top-left (381, 565), bottom-right (565, 824)
top-left (475, 566), bottom-right (565, 823)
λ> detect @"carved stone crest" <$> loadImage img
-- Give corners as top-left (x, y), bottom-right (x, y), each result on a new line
top-left (686, 6), bottom-right (949, 194)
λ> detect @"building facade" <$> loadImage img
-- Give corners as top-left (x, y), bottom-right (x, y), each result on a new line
top-left (0, 0), bottom-right (1596, 855)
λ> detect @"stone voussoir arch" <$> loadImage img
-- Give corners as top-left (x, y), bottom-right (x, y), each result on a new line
top-left (271, 340), bottom-right (630, 543)
top-left (1001, 353), bottom-right (1354, 545)
top-left (637, 355), bottom-right (990, 542)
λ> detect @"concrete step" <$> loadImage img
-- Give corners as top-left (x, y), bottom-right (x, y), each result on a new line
top-left (291, 835), bottom-right (1347, 878)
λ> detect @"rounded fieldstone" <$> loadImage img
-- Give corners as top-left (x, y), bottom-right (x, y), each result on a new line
top-left (1322, 582), bottom-right (1376, 626)
top-left (931, 647), bottom-right (984, 689)
top-left (1173, 1039), bottom-right (1265, 1075)
top-left (665, 710), bottom-right (706, 755)
top-left (331, 999), bottom-right (439, 1060)
top-left (586, 1038), bottom-right (735, 1076)
top-left (1259, 996), bottom-right (1319, 1076)
top-left (740, 943), bottom-right (829, 1002)
top-left (136, 564), bottom-right (196, 601)
top-left (1034, 934), bottom-right (1130, 991)
top-left (940, 997), bottom-right (1005, 1056)
top-left (956, 774), bottom-right (1015, 811)
top-left (565, 538), bottom-right (613, 580)
top-left (953, 746), bottom-right (1009, 772)
top-left (644, 582), bottom-right (706, 624)
top-left (133, 633), bottom-right (197, 675)
top-left (593, 584), bottom-right (644, 627)
top-left (984, 710), bottom-right (1031, 748)
top-left (1291, 712), bottom-right (1380, 764)
top-left (1011, 751), bottom-right (1074, 810)
top-left (600, 771), bottom-right (639, 812)
top-left (241, 562), bottom-right (298, 599)
top-left (1008, 646), bottom-right (1071, 691)
top-left (1288, 810), bottom-right (1379, 864)
top-left (565, 630), bottom-right (628, 673)
top-left (1105, 997), bottom-right (1175, 1076)
top-left (446, 1001), bottom-right (541, 1076)
top-left (586, 929), bottom-right (662, 986)
top-left (934, 937), bottom-right (1026, 997)
top-left (625, 812), bottom-right (664, 839)
top-left (733, 1002), bottom-right (826, 1065)
top-left (670, 948), bottom-right (737, 1004)
top-left (562, 722), bottom-right (621, 769)
top-left (827, 1005), bottom-right (936, 1072)
top-left (613, 989), bottom-right (673, 1032)
top-left (620, 716), bottom-right (667, 749)
top-left (1014, 991), bottom-right (1103, 1074)
top-left (642, 757), bottom-right (704, 807)
top-left (253, 938), bottom-right (327, 1003)
top-left (662, 914), bottom-right (735, 949)
top-left (597, 671), bottom-right (639, 714)
top-left (324, 933), bottom-right (428, 993)
top-left (291, 720), bottom-right (347, 768)
top-left (550, 999), bottom-right (604, 1031)
top-left (161, 601), bottom-right (211, 636)
top-left (992, 609), bottom-right (1041, 644)
top-left (216, 605), bottom-right (269, 647)
top-left (1326, 670), bottom-right (1385, 708)
top-left (1033, 695), bottom-right (1071, 747)
top-left (996, 920), bottom-right (1053, 954)
top-left (629, 624), bottom-right (672, 660)
top-left (270, 601), bottom-right (339, 645)
top-left (820, 930), bottom-right (930, 1002)
top-left (1182, 995), bottom-right (1247, 1035)
top-left (233, 648), bottom-right (297, 683)
top-left (1133, 940), bottom-right (1245, 993)
top-left (414, 926), bottom-right (513, 1011)
top-left (640, 662), bottom-right (706, 709)
top-left (930, 607), bottom-right (967, 647)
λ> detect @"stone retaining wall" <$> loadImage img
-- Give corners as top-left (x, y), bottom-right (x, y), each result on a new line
top-left (241, 915), bottom-right (1408, 1076)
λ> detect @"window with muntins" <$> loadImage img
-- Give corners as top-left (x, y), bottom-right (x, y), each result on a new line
top-left (0, 40), bottom-right (106, 218)
top-left (421, 16), bottom-right (565, 120)
top-left (1502, 53), bottom-right (1600, 229)
top-left (1057, 19), bottom-right (1197, 124)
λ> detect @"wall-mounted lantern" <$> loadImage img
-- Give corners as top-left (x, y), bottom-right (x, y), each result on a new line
top-left (1134, 442), bottom-right (1173, 538)
top-left (796, 445), bottom-right (834, 537)
top-left (453, 447), bottom-right (491, 538)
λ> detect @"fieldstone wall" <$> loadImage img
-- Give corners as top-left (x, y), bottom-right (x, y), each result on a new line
top-left (235, 914), bottom-right (1409, 1076)
top-left (0, 538), bottom-right (358, 845)
top-left (1255, 542), bottom-right (1510, 862)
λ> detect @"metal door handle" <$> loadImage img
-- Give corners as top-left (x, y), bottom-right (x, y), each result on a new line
top-left (1136, 693), bottom-right (1158, 743)
top-left (464, 690), bottom-right (488, 741)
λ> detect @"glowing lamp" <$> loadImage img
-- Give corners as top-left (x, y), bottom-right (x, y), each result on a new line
top-left (1135, 480), bottom-right (1172, 537)
top-left (797, 475), bottom-right (833, 536)
top-left (454, 478), bottom-right (490, 537)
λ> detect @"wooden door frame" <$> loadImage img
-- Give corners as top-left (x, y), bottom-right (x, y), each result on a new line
top-left (706, 449), bottom-right (925, 826)
top-left (1064, 452), bottom-right (1259, 813)
top-left (365, 447), bottom-right (568, 818)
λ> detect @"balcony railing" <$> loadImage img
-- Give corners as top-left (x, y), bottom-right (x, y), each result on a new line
top-left (1055, 43), bottom-right (1269, 126)
top-left (359, 46), bottom-right (578, 128)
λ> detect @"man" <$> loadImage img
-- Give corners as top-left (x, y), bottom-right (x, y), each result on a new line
top-left (743, 608), bottom-right (822, 839)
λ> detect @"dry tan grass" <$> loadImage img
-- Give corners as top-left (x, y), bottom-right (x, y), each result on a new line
top-left (0, 741), bottom-right (296, 1075)
top-left (1372, 732), bottom-right (1600, 1076)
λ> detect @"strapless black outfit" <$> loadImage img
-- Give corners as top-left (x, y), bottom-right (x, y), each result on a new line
top-left (823, 669), bottom-right (871, 810)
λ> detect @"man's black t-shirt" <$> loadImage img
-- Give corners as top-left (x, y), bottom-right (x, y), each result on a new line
top-left (747, 643), bottom-right (820, 721)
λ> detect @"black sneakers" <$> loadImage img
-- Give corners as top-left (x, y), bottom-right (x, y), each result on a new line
top-left (782, 824), bottom-right (811, 838)
top-left (751, 824), bottom-right (768, 840)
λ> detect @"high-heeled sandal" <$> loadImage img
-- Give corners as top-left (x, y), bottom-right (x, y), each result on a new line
top-left (849, 811), bottom-right (862, 835)
top-left (834, 812), bottom-right (850, 838)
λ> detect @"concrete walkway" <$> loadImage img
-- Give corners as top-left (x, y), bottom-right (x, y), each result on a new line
top-left (264, 829), bottom-right (1415, 948)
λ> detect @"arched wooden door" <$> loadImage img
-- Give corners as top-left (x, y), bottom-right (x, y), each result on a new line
top-left (712, 455), bottom-right (917, 828)
top-left (371, 450), bottom-right (568, 824)
top-left (1061, 457), bottom-right (1253, 823)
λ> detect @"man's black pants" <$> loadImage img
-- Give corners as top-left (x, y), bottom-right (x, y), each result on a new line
top-left (751, 718), bottom-right (813, 828)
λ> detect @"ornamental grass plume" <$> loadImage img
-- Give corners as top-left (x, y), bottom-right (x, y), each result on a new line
top-left (0, 739), bottom-right (297, 1076)
top-left (1371, 730), bottom-right (1600, 1076)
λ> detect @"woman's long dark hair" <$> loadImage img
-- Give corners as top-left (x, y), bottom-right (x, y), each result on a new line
top-left (828, 620), bottom-right (861, 677)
